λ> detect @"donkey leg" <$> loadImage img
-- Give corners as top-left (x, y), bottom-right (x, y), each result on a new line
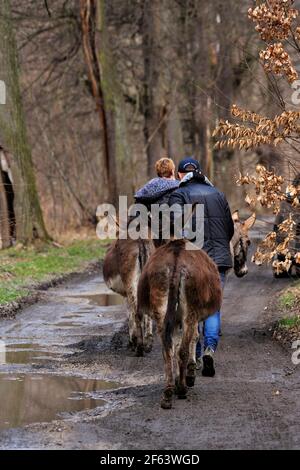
top-left (177, 349), bottom-right (188, 399)
top-left (186, 321), bottom-right (198, 388)
top-left (153, 313), bottom-right (174, 409)
top-left (177, 326), bottom-right (195, 398)
top-left (135, 306), bottom-right (144, 357)
top-left (161, 345), bottom-right (175, 409)
top-left (127, 293), bottom-right (138, 351)
top-left (125, 261), bottom-right (140, 350)
top-left (173, 325), bottom-right (183, 396)
top-left (143, 314), bottom-right (153, 353)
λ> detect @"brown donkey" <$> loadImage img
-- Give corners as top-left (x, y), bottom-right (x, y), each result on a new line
top-left (231, 211), bottom-right (256, 277)
top-left (103, 237), bottom-right (155, 351)
top-left (136, 239), bottom-right (222, 409)
top-left (135, 212), bottom-right (256, 409)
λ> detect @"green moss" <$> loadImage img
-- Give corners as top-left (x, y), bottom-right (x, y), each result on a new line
top-left (0, 285), bottom-right (29, 304)
top-left (0, 240), bottom-right (107, 305)
top-left (278, 291), bottom-right (297, 310)
top-left (275, 282), bottom-right (300, 334)
top-left (278, 316), bottom-right (300, 329)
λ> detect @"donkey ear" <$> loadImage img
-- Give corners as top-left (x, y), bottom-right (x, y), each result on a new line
top-left (243, 213), bottom-right (256, 231)
top-left (232, 210), bottom-right (240, 222)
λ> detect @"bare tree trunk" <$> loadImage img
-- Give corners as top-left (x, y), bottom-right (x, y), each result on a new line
top-left (0, 0), bottom-right (49, 245)
top-left (141, 0), bottom-right (167, 177)
top-left (81, 0), bottom-right (132, 205)
top-left (80, 0), bottom-right (116, 204)
top-left (96, 0), bottom-right (133, 202)
top-left (213, 0), bottom-right (235, 164)
top-left (0, 168), bottom-right (10, 248)
top-left (166, 97), bottom-right (185, 168)
top-left (192, 1), bottom-right (212, 173)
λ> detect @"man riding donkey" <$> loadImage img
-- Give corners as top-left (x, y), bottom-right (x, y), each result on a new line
top-left (136, 156), bottom-right (234, 378)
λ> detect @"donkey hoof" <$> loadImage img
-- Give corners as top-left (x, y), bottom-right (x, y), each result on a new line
top-left (161, 398), bottom-right (172, 409)
top-left (186, 363), bottom-right (196, 387)
top-left (177, 390), bottom-right (187, 399)
top-left (186, 376), bottom-right (195, 388)
top-left (127, 337), bottom-right (137, 351)
top-left (136, 344), bottom-right (144, 357)
top-left (161, 387), bottom-right (173, 409)
top-left (144, 339), bottom-right (153, 354)
top-left (175, 379), bottom-right (187, 399)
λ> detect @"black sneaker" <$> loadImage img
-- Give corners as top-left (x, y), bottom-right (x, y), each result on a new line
top-left (202, 347), bottom-right (215, 377)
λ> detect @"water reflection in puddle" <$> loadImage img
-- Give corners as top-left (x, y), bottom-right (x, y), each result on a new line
top-left (70, 293), bottom-right (124, 307)
top-left (2, 344), bottom-right (59, 365)
top-left (0, 374), bottom-right (119, 429)
top-left (0, 287), bottom-right (124, 431)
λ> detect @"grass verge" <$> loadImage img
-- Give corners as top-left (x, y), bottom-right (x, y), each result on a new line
top-left (0, 239), bottom-right (107, 306)
top-left (273, 282), bottom-right (300, 346)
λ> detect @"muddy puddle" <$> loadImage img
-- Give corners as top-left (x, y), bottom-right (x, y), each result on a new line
top-left (1, 343), bottom-right (59, 365)
top-left (70, 293), bottom-right (124, 307)
top-left (0, 373), bottom-right (119, 430)
top-left (0, 278), bottom-right (125, 432)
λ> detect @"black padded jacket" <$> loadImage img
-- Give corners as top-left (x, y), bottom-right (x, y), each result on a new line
top-left (168, 178), bottom-right (234, 269)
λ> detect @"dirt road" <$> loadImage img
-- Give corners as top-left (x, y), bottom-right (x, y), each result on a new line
top-left (0, 239), bottom-right (299, 449)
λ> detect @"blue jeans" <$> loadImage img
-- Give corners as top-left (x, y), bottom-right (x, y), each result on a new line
top-left (196, 271), bottom-right (226, 357)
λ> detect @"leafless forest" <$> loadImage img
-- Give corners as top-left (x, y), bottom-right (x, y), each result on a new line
top-left (0, 2), bottom-right (300, 451)
top-left (0, 0), bottom-right (299, 243)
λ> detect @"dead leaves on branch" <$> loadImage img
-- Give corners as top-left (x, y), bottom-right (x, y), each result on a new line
top-left (248, 1), bottom-right (299, 82)
top-left (214, 1), bottom-right (300, 274)
top-left (213, 1), bottom-right (300, 151)
top-left (237, 165), bottom-right (300, 273)
top-left (236, 164), bottom-right (286, 214)
top-left (213, 105), bottom-right (300, 151)
top-left (272, 257), bottom-right (294, 274)
top-left (286, 184), bottom-right (300, 207)
top-left (248, 0), bottom-right (298, 42)
top-left (260, 43), bottom-right (298, 83)
top-left (252, 213), bottom-right (296, 271)
top-left (238, 165), bottom-right (298, 225)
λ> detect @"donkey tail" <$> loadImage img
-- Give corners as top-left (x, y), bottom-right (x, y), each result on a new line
top-left (163, 259), bottom-right (181, 351)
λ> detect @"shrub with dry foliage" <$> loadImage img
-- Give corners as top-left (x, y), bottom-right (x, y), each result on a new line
top-left (260, 43), bottom-right (298, 83)
top-left (248, 0), bottom-right (299, 82)
top-left (214, 0), bottom-right (300, 274)
top-left (236, 164), bottom-right (286, 214)
top-left (236, 164), bottom-right (300, 273)
top-left (213, 105), bottom-right (300, 150)
top-left (248, 0), bottom-right (298, 41)
top-left (213, 0), bottom-right (300, 152)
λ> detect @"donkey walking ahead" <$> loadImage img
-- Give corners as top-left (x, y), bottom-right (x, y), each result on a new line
top-left (136, 239), bottom-right (222, 409)
top-left (135, 211), bottom-right (255, 409)
top-left (103, 237), bottom-right (155, 351)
